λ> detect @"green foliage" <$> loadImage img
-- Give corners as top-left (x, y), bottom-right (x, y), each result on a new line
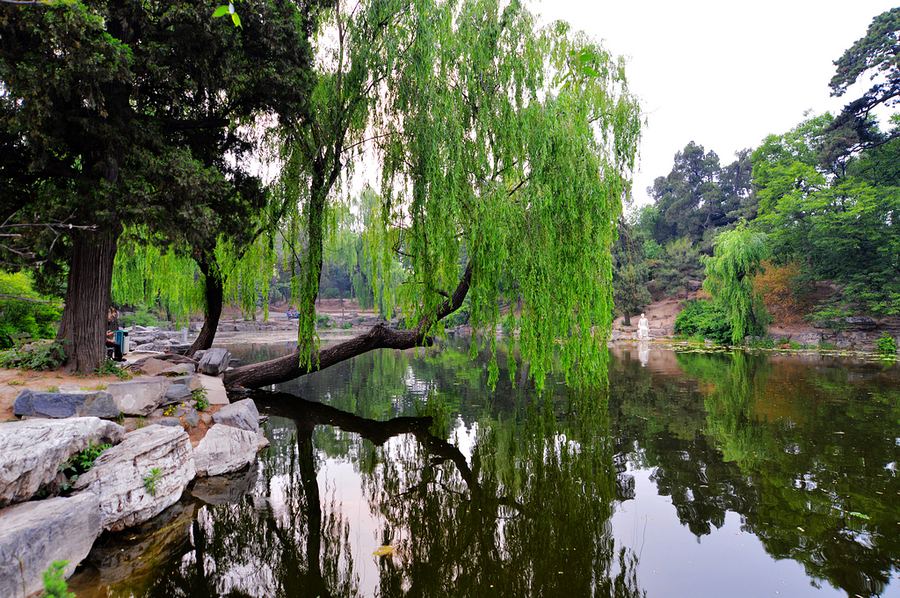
top-left (611, 217), bottom-right (652, 322)
top-left (753, 114), bottom-right (900, 316)
top-left (265, 0), bottom-right (641, 391)
top-left (194, 388), bottom-right (210, 412)
top-left (651, 237), bottom-right (704, 299)
top-left (112, 232), bottom-right (204, 327)
top-left (143, 468), bottom-right (162, 496)
top-left (1, 0), bottom-right (324, 369)
top-left (807, 301), bottom-right (853, 330)
top-left (41, 561), bottom-right (75, 598)
top-left (0, 340), bottom-right (67, 371)
top-left (703, 223), bottom-right (771, 345)
top-left (647, 142), bottom-right (757, 250)
top-left (118, 307), bottom-right (165, 329)
top-left (674, 299), bottom-right (733, 344)
top-left (59, 440), bottom-right (111, 487)
top-left (876, 333), bottom-right (898, 357)
top-left (95, 360), bottom-right (131, 380)
top-left (0, 271), bottom-right (62, 349)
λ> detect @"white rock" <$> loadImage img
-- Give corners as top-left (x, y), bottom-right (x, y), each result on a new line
top-left (0, 493), bottom-right (101, 598)
top-left (106, 377), bottom-right (171, 416)
top-left (73, 425), bottom-right (196, 532)
top-left (0, 418), bottom-right (125, 508)
top-left (193, 424), bottom-right (265, 477)
top-left (212, 398), bottom-right (260, 433)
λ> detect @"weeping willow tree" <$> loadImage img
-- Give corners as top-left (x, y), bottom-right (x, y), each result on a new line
top-left (224, 0), bottom-right (642, 391)
top-left (702, 222), bottom-right (771, 345)
top-left (112, 230), bottom-right (205, 325)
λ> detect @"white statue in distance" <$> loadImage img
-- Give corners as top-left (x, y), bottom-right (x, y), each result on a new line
top-left (637, 313), bottom-right (650, 340)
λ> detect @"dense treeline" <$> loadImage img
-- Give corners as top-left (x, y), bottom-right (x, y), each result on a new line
top-left (611, 8), bottom-right (900, 340)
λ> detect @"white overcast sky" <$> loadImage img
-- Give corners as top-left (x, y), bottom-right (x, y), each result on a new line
top-left (535, 0), bottom-right (898, 208)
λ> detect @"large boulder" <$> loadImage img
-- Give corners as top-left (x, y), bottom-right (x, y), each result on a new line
top-left (193, 424), bottom-right (268, 477)
top-left (13, 388), bottom-right (120, 420)
top-left (73, 425), bottom-right (196, 532)
top-left (0, 493), bottom-right (101, 598)
top-left (106, 377), bottom-right (171, 416)
top-left (198, 347), bottom-right (231, 375)
top-left (212, 398), bottom-right (260, 434)
top-left (135, 357), bottom-right (195, 377)
top-left (0, 418), bottom-right (125, 507)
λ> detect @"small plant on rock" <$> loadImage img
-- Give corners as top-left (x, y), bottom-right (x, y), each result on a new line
top-left (192, 386), bottom-right (209, 411)
top-left (143, 468), bottom-right (162, 496)
top-left (41, 560), bottom-right (75, 598)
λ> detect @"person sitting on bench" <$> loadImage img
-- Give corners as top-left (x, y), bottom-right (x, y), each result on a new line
top-left (106, 331), bottom-right (124, 362)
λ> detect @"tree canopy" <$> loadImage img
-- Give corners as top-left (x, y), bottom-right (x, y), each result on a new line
top-left (223, 0), bottom-right (642, 390)
top-left (0, 0), bottom-right (325, 370)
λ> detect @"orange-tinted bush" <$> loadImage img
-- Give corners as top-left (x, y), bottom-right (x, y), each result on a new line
top-left (753, 260), bottom-right (817, 325)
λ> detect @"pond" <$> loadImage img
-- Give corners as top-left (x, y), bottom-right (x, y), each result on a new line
top-left (68, 338), bottom-right (900, 597)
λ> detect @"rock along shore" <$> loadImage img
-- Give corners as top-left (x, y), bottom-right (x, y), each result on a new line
top-left (0, 342), bottom-right (270, 598)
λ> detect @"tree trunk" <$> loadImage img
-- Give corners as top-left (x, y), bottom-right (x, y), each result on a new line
top-left (186, 261), bottom-right (224, 357)
top-left (55, 223), bottom-right (122, 373)
top-left (623, 312), bottom-right (632, 327)
top-left (224, 264), bottom-right (473, 389)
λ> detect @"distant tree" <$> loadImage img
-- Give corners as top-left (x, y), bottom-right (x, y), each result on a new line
top-left (652, 237), bottom-right (704, 300)
top-left (828, 7), bottom-right (900, 153)
top-left (611, 218), bottom-right (651, 326)
top-left (752, 114), bottom-right (900, 315)
top-left (649, 141), bottom-right (723, 244)
top-left (703, 223), bottom-right (770, 345)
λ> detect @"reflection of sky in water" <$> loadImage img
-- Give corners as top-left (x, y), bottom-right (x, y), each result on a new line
top-left (612, 467), bottom-right (846, 598)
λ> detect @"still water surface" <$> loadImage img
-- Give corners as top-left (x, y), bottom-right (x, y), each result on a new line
top-left (69, 339), bottom-right (900, 597)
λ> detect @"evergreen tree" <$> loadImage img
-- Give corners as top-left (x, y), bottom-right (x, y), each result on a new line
top-left (0, 0), bottom-right (324, 371)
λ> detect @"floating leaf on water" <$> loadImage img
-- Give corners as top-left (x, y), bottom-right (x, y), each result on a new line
top-left (848, 511), bottom-right (871, 520)
top-left (373, 545), bottom-right (395, 556)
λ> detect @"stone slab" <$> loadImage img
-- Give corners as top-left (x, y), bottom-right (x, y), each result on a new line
top-left (0, 493), bottom-right (101, 598)
top-left (197, 374), bottom-right (229, 405)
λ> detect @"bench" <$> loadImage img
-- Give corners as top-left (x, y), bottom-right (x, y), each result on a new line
top-left (7, 332), bottom-right (32, 347)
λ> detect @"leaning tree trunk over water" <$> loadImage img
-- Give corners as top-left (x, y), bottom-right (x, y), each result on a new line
top-left (223, 264), bottom-right (473, 389)
top-left (186, 261), bottom-right (224, 358)
top-left (56, 223), bottom-right (122, 373)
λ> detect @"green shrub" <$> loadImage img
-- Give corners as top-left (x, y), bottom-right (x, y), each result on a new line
top-left (316, 313), bottom-right (331, 327)
top-left (95, 359), bottom-right (131, 379)
top-left (41, 561), bottom-right (75, 598)
top-left (321, 287), bottom-right (341, 300)
top-left (674, 300), bottom-right (732, 344)
top-left (340, 322), bottom-right (352, 329)
top-left (0, 271), bottom-right (62, 349)
top-left (0, 340), bottom-right (67, 370)
top-left (119, 307), bottom-right (164, 328)
top-left (876, 333), bottom-right (897, 356)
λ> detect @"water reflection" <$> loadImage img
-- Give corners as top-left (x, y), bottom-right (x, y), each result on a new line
top-left (68, 341), bottom-right (900, 597)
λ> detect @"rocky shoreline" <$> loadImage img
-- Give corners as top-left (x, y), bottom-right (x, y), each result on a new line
top-left (0, 338), bottom-right (270, 598)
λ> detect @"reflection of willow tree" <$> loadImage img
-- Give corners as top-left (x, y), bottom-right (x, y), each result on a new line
top-left (359, 388), bottom-right (646, 598)
top-left (147, 415), bottom-right (359, 598)
top-left (606, 349), bottom-right (755, 537)
top-left (682, 350), bottom-right (900, 597)
top-left (244, 392), bottom-right (646, 598)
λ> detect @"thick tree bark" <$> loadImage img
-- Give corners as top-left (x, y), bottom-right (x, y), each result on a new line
top-left (55, 223), bottom-right (122, 373)
top-left (186, 261), bottom-right (224, 357)
top-left (223, 263), bottom-right (473, 389)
